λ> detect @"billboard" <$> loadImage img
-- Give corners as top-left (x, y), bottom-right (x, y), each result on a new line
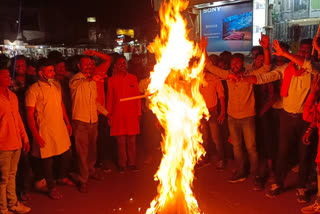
top-left (201, 2), bottom-right (253, 52)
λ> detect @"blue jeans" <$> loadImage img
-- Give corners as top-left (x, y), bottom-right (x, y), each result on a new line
top-left (0, 149), bottom-right (21, 211)
top-left (228, 116), bottom-right (258, 176)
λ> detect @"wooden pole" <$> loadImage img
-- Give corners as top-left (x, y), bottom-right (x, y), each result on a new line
top-left (120, 93), bottom-right (154, 102)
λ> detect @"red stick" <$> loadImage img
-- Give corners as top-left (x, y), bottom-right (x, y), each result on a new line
top-left (312, 24), bottom-right (320, 56)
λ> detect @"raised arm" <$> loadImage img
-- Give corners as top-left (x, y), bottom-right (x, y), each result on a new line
top-left (84, 50), bottom-right (111, 75)
top-left (199, 36), bottom-right (229, 79)
top-left (273, 40), bottom-right (305, 66)
top-left (259, 33), bottom-right (271, 66)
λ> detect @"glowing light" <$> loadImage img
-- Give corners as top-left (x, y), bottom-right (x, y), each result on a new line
top-left (145, 0), bottom-right (208, 213)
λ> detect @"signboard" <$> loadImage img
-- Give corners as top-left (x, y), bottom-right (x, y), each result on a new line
top-left (116, 29), bottom-right (134, 38)
top-left (310, 0), bottom-right (320, 18)
top-left (201, 2), bottom-right (253, 52)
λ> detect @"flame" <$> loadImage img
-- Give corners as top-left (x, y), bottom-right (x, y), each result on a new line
top-left (146, 0), bottom-right (208, 213)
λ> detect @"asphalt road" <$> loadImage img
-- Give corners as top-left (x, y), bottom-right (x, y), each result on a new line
top-left (25, 147), bottom-right (310, 214)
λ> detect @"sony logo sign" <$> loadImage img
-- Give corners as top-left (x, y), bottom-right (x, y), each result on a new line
top-left (203, 7), bottom-right (222, 13)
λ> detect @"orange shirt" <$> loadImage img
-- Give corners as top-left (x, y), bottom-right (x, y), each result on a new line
top-left (107, 73), bottom-right (141, 136)
top-left (0, 89), bottom-right (28, 151)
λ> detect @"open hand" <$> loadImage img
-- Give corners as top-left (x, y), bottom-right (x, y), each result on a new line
top-left (259, 33), bottom-right (269, 49)
top-left (272, 40), bottom-right (285, 56)
top-left (199, 36), bottom-right (208, 51)
top-left (35, 134), bottom-right (45, 148)
top-left (303, 130), bottom-right (312, 145)
top-left (66, 124), bottom-right (72, 136)
top-left (23, 141), bottom-right (30, 153)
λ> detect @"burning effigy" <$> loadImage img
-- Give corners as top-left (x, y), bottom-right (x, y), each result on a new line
top-left (145, 0), bottom-right (208, 213)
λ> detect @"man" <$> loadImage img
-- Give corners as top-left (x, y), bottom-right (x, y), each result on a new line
top-left (11, 55), bottom-right (33, 202)
top-left (69, 55), bottom-right (109, 193)
top-left (53, 58), bottom-right (73, 124)
top-left (107, 56), bottom-right (141, 173)
top-left (240, 39), bottom-right (316, 203)
top-left (199, 55), bottom-right (226, 170)
top-left (26, 59), bottom-right (73, 200)
top-left (201, 34), bottom-right (271, 189)
top-left (0, 68), bottom-right (31, 213)
top-left (11, 56), bottom-right (27, 92)
top-left (83, 50), bottom-right (111, 172)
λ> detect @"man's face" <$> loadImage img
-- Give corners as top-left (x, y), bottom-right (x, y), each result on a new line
top-left (78, 58), bottom-right (92, 77)
top-left (55, 62), bottom-right (66, 77)
top-left (15, 59), bottom-right (27, 75)
top-left (26, 65), bottom-right (36, 76)
top-left (230, 57), bottom-right (243, 74)
top-left (0, 70), bottom-right (11, 87)
top-left (40, 65), bottom-right (55, 80)
top-left (116, 58), bottom-right (127, 73)
top-left (298, 44), bottom-right (312, 59)
top-left (218, 61), bottom-right (226, 69)
top-left (254, 54), bottom-right (264, 69)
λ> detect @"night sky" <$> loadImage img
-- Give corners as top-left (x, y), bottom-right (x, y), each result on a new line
top-left (22, 0), bottom-right (156, 28)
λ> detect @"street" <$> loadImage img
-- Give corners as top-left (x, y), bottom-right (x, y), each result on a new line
top-left (26, 146), bottom-right (308, 214)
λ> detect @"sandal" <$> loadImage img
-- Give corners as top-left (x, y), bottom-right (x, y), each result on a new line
top-left (48, 188), bottom-right (63, 200)
top-left (57, 178), bottom-right (75, 186)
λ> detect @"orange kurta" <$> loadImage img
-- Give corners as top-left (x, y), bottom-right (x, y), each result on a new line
top-left (107, 73), bottom-right (141, 136)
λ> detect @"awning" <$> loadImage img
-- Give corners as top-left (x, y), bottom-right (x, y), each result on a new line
top-left (153, 0), bottom-right (251, 11)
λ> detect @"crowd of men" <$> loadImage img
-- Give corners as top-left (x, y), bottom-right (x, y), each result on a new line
top-left (1, 32), bottom-right (320, 213)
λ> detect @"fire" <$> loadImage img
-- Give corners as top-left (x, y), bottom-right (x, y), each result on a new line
top-left (146, 0), bottom-right (208, 213)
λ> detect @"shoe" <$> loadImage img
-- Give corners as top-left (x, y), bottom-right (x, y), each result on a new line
top-left (265, 183), bottom-right (282, 198)
top-left (301, 199), bottom-right (320, 214)
top-left (128, 165), bottom-right (140, 172)
top-left (253, 176), bottom-right (264, 191)
top-left (215, 160), bottom-right (225, 171)
top-left (228, 172), bottom-right (246, 183)
top-left (103, 167), bottom-right (112, 173)
top-left (9, 202), bottom-right (31, 213)
top-left (57, 178), bottom-right (75, 186)
top-left (79, 183), bottom-right (88, 193)
top-left (0, 209), bottom-right (11, 214)
top-left (34, 178), bottom-right (48, 192)
top-left (296, 188), bottom-right (309, 204)
top-left (118, 166), bottom-right (125, 174)
top-left (48, 188), bottom-right (63, 200)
